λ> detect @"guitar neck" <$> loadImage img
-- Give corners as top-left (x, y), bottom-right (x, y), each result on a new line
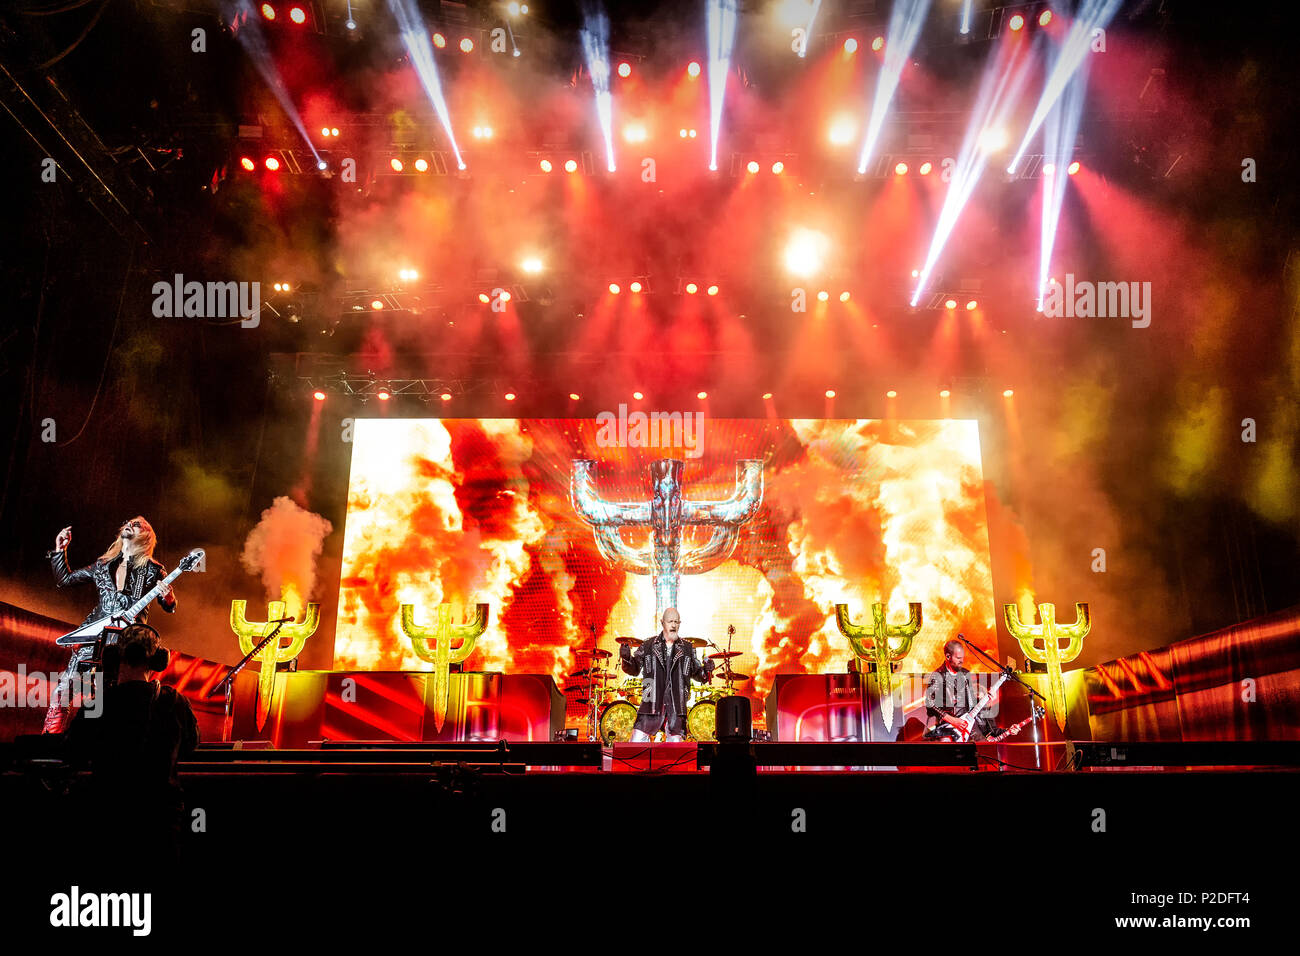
top-left (124, 565), bottom-right (182, 619)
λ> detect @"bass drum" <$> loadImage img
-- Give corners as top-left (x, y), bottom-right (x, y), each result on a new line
top-left (686, 699), bottom-right (717, 742)
top-left (599, 700), bottom-right (638, 744)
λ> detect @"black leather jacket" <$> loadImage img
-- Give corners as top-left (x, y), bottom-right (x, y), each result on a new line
top-left (49, 549), bottom-right (177, 628)
top-left (619, 634), bottom-right (714, 718)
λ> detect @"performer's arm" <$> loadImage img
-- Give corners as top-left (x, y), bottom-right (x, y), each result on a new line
top-left (688, 649), bottom-right (715, 683)
top-left (154, 564), bottom-right (178, 614)
top-left (619, 643), bottom-right (644, 677)
top-left (48, 527), bottom-right (94, 588)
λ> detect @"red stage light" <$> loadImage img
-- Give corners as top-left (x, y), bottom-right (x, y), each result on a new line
top-left (630, 281), bottom-right (643, 293)
top-left (697, 391), bottom-right (708, 400)
top-left (746, 160), bottom-right (759, 174)
top-left (289, 6), bottom-right (306, 24)
top-left (919, 161), bottom-right (932, 175)
top-left (440, 392), bottom-right (452, 402)
top-left (432, 33), bottom-right (447, 49)
top-left (478, 293), bottom-right (490, 304)
top-left (1042, 162), bottom-right (1056, 175)
top-left (264, 156), bottom-right (280, 171)
top-left (414, 158), bottom-right (429, 172)
top-left (687, 61), bottom-right (701, 78)
top-left (564, 159), bottom-right (578, 172)
top-left (817, 290), bottom-right (829, 302)
top-left (260, 3), bottom-right (275, 21)
top-left (825, 389), bottom-right (836, 398)
top-left (539, 159), bottom-right (553, 172)
top-left (618, 62), bottom-right (631, 78)
top-left (499, 291), bottom-right (512, 303)
top-left (1067, 161), bottom-right (1081, 175)
top-left (376, 389), bottom-right (391, 401)
top-left (844, 38), bottom-right (858, 54)
top-left (1003, 389), bottom-right (1014, 397)
top-left (939, 389), bottom-right (951, 398)
top-left (707, 285), bottom-right (719, 296)
top-left (370, 300), bottom-right (384, 310)
top-left (886, 390), bottom-right (898, 398)
top-left (240, 157), bottom-right (255, 171)
top-left (569, 393), bottom-right (581, 401)
top-left (762, 392), bottom-right (773, 400)
top-left (685, 282), bottom-right (698, 294)
top-left (313, 390), bottom-right (326, 402)
top-left (771, 161), bottom-right (784, 174)
top-left (944, 298), bottom-right (957, 310)
top-left (839, 291), bottom-right (851, 302)
top-left (609, 283), bottom-right (621, 294)
top-left (390, 158), bottom-right (404, 172)
top-left (872, 36), bottom-right (884, 52)
top-left (1009, 14), bottom-right (1025, 31)
top-left (632, 391), bottom-right (644, 400)
top-left (504, 392), bottom-right (517, 401)
top-left (894, 161), bottom-right (908, 175)
top-left (460, 37), bottom-right (475, 53)
top-left (966, 300), bottom-right (978, 310)
top-left (1039, 10), bottom-right (1053, 27)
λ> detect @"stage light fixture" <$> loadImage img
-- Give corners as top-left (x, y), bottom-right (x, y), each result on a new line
top-left (313, 390), bottom-right (326, 401)
top-left (746, 160), bottom-right (759, 173)
top-left (687, 61), bottom-right (701, 77)
top-left (894, 161), bottom-right (909, 175)
top-left (1038, 10), bottom-right (1052, 26)
top-left (630, 281), bottom-right (643, 293)
top-left (264, 156), bottom-right (280, 171)
top-left (771, 161), bottom-right (784, 174)
top-left (331, 128), bottom-right (339, 137)
top-left (289, 6), bottom-right (306, 24)
top-left (966, 299), bottom-right (977, 310)
top-left (273, 282), bottom-right (283, 292)
top-left (679, 128), bottom-right (688, 138)
top-left (817, 290), bottom-right (829, 301)
top-left (569, 392), bottom-right (581, 400)
top-left (633, 390), bottom-right (644, 400)
top-left (500, 291), bottom-right (512, 303)
top-left (1008, 14), bottom-right (1025, 31)
top-left (825, 389), bottom-right (836, 398)
top-left (886, 389), bottom-right (897, 398)
top-left (522, 257), bottom-right (543, 274)
top-left (377, 388), bottom-right (391, 401)
top-left (460, 37), bottom-right (474, 53)
top-left (844, 38), bottom-right (858, 54)
top-left (370, 299), bottom-right (384, 310)
top-left (1067, 161), bottom-right (1081, 175)
top-left (697, 391), bottom-right (708, 400)
top-left (433, 32), bottom-right (446, 48)
top-left (707, 285), bottom-right (719, 296)
top-left (1042, 162), bottom-right (1056, 175)
top-left (784, 229), bottom-right (828, 277)
top-left (980, 126), bottom-right (1008, 153)
top-left (839, 291), bottom-right (850, 302)
top-left (911, 269), bottom-right (920, 278)
top-left (478, 293), bottom-right (491, 303)
top-left (762, 392), bottom-right (773, 400)
top-left (1003, 388), bottom-right (1014, 397)
top-left (618, 62), bottom-right (631, 77)
top-left (623, 123), bottom-right (647, 143)
top-left (939, 389), bottom-right (950, 398)
top-left (504, 392), bottom-right (517, 401)
top-left (317, 160), bottom-right (327, 170)
top-left (390, 158), bottom-right (404, 172)
top-left (440, 392), bottom-right (452, 401)
top-left (507, 1), bottom-right (521, 14)
top-left (240, 157), bottom-right (255, 171)
top-left (685, 282), bottom-right (698, 294)
top-left (321, 127), bottom-right (330, 137)
top-left (829, 117), bottom-right (855, 145)
top-left (564, 159), bottom-right (578, 172)
top-left (414, 158), bottom-right (429, 172)
top-left (539, 159), bottom-right (553, 172)
top-left (919, 161), bottom-right (932, 175)
top-left (261, 3), bottom-right (275, 20)
top-left (609, 283), bottom-right (621, 294)
top-left (872, 35), bottom-right (884, 51)
top-left (944, 298), bottom-right (957, 310)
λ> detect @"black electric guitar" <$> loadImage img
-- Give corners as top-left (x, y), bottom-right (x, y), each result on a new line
top-left (55, 548), bottom-right (204, 646)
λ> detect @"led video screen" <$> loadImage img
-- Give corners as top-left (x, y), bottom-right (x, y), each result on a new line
top-left (335, 417), bottom-right (997, 709)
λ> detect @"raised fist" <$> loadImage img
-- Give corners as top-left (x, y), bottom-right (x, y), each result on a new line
top-left (54, 526), bottom-right (72, 551)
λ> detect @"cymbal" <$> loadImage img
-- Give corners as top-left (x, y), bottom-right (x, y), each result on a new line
top-left (681, 637), bottom-right (707, 647)
top-left (708, 651), bottom-right (742, 659)
top-left (614, 636), bottom-right (644, 646)
top-left (588, 648), bottom-right (613, 659)
top-left (571, 698), bottom-right (590, 705)
top-left (719, 672), bottom-right (751, 683)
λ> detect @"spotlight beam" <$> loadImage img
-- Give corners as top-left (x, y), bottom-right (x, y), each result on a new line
top-left (706, 0), bottom-right (740, 172)
top-left (230, 1), bottom-right (323, 166)
top-left (1006, 0), bottom-right (1122, 175)
top-left (856, 0), bottom-right (932, 175)
top-left (910, 39), bottom-right (1034, 306)
top-left (386, 0), bottom-right (465, 169)
top-left (580, 4), bottom-right (616, 172)
top-left (1038, 66), bottom-right (1090, 308)
top-left (799, 0), bottom-right (823, 59)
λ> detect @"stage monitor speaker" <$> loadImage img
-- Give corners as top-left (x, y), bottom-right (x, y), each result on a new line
top-left (716, 696), bottom-right (752, 742)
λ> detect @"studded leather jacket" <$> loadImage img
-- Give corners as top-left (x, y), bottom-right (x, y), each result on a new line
top-left (48, 549), bottom-right (177, 628)
top-left (619, 634), bottom-right (714, 718)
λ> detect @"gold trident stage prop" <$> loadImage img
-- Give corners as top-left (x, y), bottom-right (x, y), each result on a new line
top-left (834, 602), bottom-right (922, 732)
top-left (399, 603), bottom-right (490, 732)
top-left (229, 600), bottom-right (321, 732)
top-left (1003, 602), bottom-right (1090, 731)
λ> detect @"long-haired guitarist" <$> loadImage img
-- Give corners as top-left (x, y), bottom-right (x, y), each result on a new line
top-left (43, 517), bottom-right (177, 733)
top-left (923, 637), bottom-right (1003, 741)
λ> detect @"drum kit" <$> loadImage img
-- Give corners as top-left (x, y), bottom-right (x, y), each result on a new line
top-left (564, 632), bottom-right (752, 745)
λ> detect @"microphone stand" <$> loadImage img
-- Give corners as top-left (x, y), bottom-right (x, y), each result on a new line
top-left (957, 634), bottom-right (1046, 758)
top-left (207, 619), bottom-right (289, 743)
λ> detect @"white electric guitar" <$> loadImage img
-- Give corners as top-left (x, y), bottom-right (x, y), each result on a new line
top-left (934, 671), bottom-right (1011, 743)
top-left (55, 548), bottom-right (204, 646)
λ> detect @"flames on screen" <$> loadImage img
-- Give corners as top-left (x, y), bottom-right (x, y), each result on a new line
top-left (334, 418), bottom-right (997, 716)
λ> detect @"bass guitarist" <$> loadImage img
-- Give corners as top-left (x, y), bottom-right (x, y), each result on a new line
top-left (43, 518), bottom-right (177, 733)
top-left (923, 637), bottom-right (1004, 741)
